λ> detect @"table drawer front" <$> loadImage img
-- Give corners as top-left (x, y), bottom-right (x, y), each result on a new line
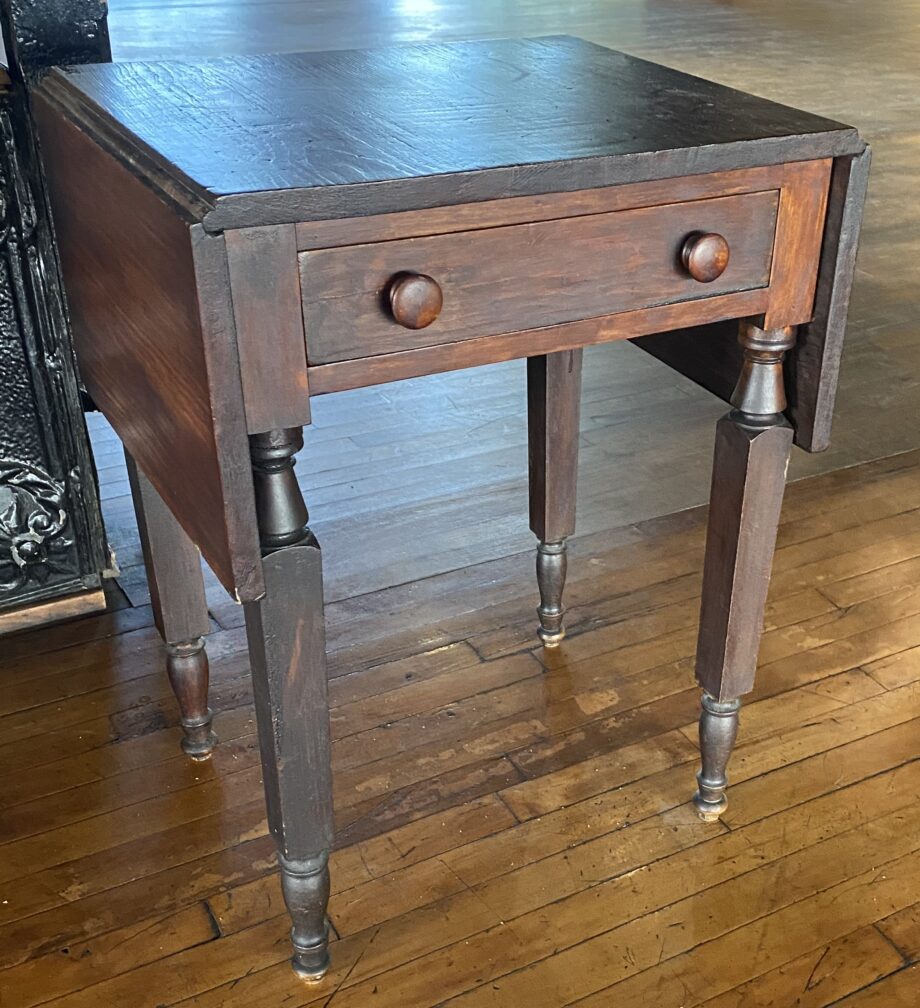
top-left (300, 189), bottom-right (779, 365)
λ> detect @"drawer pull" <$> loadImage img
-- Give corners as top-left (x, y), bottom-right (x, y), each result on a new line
top-left (681, 232), bottom-right (730, 283)
top-left (388, 272), bottom-right (443, 329)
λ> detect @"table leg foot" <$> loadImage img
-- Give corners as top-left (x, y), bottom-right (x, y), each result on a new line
top-left (165, 638), bottom-right (217, 760)
top-left (281, 853), bottom-right (331, 981)
top-left (693, 693), bottom-right (741, 821)
top-left (536, 539), bottom-right (567, 646)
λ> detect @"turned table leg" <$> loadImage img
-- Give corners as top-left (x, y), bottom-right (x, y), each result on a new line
top-left (125, 452), bottom-right (216, 760)
top-left (244, 428), bottom-right (334, 981)
top-left (527, 349), bottom-right (583, 646)
top-left (693, 322), bottom-right (796, 820)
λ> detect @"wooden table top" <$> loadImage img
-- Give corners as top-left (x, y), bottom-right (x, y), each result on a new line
top-left (40, 36), bottom-right (864, 228)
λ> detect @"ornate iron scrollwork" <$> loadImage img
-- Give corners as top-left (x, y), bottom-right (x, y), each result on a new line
top-left (0, 458), bottom-right (74, 592)
top-left (0, 66), bottom-right (109, 613)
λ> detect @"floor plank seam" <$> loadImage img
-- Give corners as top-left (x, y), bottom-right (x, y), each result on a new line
top-left (474, 836), bottom-right (920, 1008)
top-left (11, 697), bottom-right (920, 1000)
top-left (325, 745), bottom-right (920, 973)
top-left (202, 899), bottom-right (223, 940)
top-left (823, 960), bottom-right (919, 1007)
top-left (871, 921), bottom-right (912, 966)
top-left (2, 645), bottom-right (910, 867)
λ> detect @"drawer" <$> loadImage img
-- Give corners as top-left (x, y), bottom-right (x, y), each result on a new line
top-left (299, 189), bottom-right (780, 365)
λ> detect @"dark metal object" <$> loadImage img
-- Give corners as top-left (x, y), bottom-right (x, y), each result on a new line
top-left (693, 321), bottom-right (797, 818)
top-left (0, 0), bottom-right (110, 84)
top-left (0, 13), bottom-right (109, 617)
top-left (244, 427), bottom-right (334, 981)
top-left (0, 459), bottom-right (72, 594)
top-left (681, 231), bottom-right (730, 282)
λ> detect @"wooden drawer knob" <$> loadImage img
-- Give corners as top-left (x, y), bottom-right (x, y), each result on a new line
top-left (681, 232), bottom-right (730, 283)
top-left (388, 272), bottom-right (443, 329)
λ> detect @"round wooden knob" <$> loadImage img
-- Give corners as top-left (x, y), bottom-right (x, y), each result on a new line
top-left (681, 232), bottom-right (730, 283)
top-left (387, 272), bottom-right (443, 329)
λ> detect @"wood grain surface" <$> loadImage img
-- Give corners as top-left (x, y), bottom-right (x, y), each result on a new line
top-left (786, 147), bottom-right (873, 451)
top-left (123, 454), bottom-right (209, 645)
top-left (31, 93), bottom-right (263, 602)
top-left (763, 158), bottom-right (832, 328)
top-left (528, 351), bottom-right (583, 543)
top-left (35, 37), bottom-right (862, 229)
top-left (305, 288), bottom-right (770, 395)
top-left (293, 165), bottom-right (788, 250)
top-left (225, 225), bottom-right (311, 434)
top-left (16, 2), bottom-right (909, 999)
top-left (300, 190), bottom-right (779, 364)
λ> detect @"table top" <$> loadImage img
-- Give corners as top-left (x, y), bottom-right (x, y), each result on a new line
top-left (39, 36), bottom-right (864, 228)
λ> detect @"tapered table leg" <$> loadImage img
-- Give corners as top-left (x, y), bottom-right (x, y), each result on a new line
top-left (693, 322), bottom-right (796, 820)
top-left (244, 427), bottom-right (334, 981)
top-left (527, 348), bottom-right (583, 646)
top-left (126, 452), bottom-right (216, 760)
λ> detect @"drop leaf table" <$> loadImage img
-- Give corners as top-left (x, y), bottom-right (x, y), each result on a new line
top-left (32, 36), bottom-right (868, 980)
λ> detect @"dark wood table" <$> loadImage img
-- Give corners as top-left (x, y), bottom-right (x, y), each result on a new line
top-left (32, 36), bottom-right (868, 981)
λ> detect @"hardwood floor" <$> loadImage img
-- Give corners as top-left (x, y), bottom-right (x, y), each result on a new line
top-left (3, 444), bottom-right (920, 1006)
top-left (4, 0), bottom-right (920, 1004)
